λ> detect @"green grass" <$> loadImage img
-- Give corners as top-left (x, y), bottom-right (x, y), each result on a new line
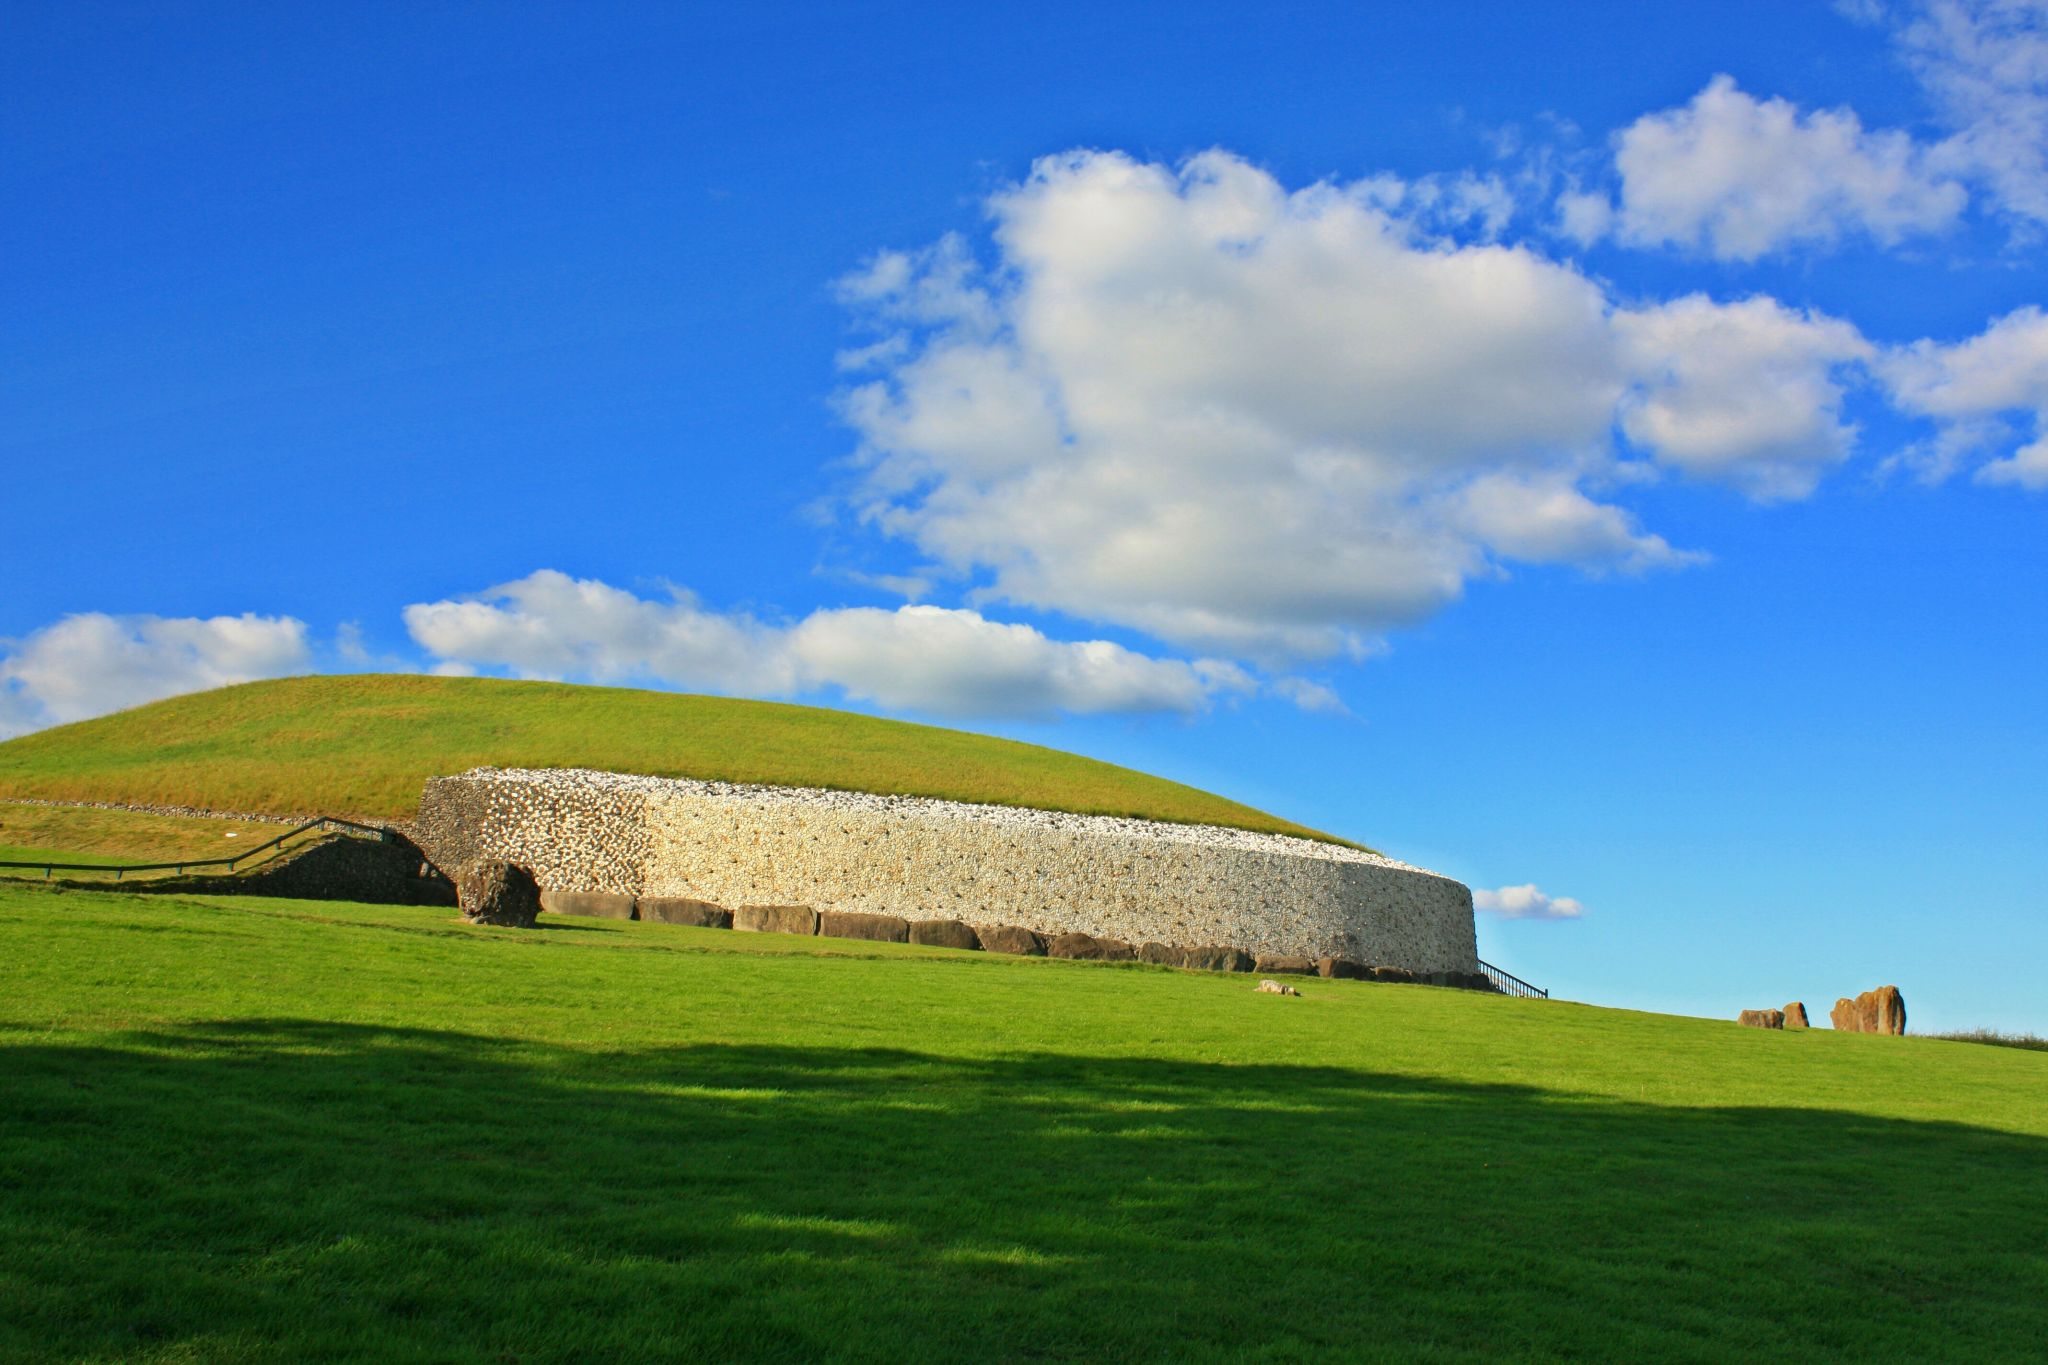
top-left (0, 674), bottom-right (1345, 842)
top-left (0, 802), bottom-right (285, 873)
top-left (3, 883), bottom-right (2044, 1361)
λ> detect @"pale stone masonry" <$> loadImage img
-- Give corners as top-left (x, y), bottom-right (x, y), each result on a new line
top-left (412, 767), bottom-right (1480, 973)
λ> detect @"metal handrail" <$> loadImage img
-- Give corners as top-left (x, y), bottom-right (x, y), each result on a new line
top-left (0, 815), bottom-right (390, 882)
top-left (1478, 959), bottom-right (1549, 1000)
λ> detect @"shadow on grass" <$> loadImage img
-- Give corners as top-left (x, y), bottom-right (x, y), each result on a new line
top-left (3, 1019), bottom-right (2044, 1362)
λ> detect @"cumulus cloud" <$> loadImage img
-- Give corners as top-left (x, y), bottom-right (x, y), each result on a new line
top-left (1894, 0), bottom-right (2048, 228)
top-left (1473, 883), bottom-right (1586, 921)
top-left (0, 612), bottom-right (310, 738)
top-left (401, 569), bottom-right (1266, 718)
top-left (1614, 294), bottom-right (1874, 500)
top-left (1601, 75), bottom-right (1966, 260)
top-left (835, 150), bottom-right (1774, 660)
top-left (1879, 305), bottom-right (2048, 487)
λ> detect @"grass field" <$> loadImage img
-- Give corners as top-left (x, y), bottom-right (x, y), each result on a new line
top-left (4, 883), bottom-right (2044, 1361)
top-left (0, 675), bottom-right (1344, 843)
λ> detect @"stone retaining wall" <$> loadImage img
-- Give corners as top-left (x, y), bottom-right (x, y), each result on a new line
top-left (413, 767), bottom-right (1480, 973)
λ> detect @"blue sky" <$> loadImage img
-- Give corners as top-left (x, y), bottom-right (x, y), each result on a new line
top-left (5, 1), bottom-right (2044, 1031)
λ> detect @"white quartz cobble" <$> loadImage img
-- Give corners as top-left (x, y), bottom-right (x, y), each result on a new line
top-left (415, 766), bottom-right (1480, 973)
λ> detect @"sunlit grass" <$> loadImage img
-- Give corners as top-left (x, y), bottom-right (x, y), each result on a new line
top-left (0, 674), bottom-right (1345, 842)
top-left (3, 881), bottom-right (2044, 1361)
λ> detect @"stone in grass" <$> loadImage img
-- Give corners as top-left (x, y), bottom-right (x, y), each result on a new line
top-left (637, 897), bottom-right (733, 929)
top-left (818, 910), bottom-right (910, 943)
top-left (907, 919), bottom-right (980, 951)
top-left (538, 890), bottom-right (637, 920)
top-left (1254, 979), bottom-right (1300, 996)
top-left (1317, 957), bottom-right (1370, 980)
top-left (1180, 945), bottom-right (1256, 973)
top-left (1738, 1009), bottom-right (1785, 1030)
top-left (1782, 1001), bottom-right (1810, 1029)
top-left (977, 925), bottom-right (1046, 956)
top-left (734, 904), bottom-right (819, 936)
top-left (1048, 932), bottom-right (1137, 962)
top-left (1138, 942), bottom-right (1183, 966)
top-left (458, 860), bottom-right (542, 928)
top-left (1255, 954), bottom-right (1317, 976)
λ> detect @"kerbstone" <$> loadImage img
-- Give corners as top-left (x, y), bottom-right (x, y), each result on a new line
top-left (907, 919), bottom-right (980, 950)
top-left (638, 897), bottom-right (732, 929)
top-left (819, 910), bottom-right (910, 943)
top-left (539, 890), bottom-right (637, 920)
top-left (735, 904), bottom-right (818, 936)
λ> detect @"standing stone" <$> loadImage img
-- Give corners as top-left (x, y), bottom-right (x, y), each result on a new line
top-left (638, 898), bottom-right (733, 929)
top-left (1048, 932), bottom-right (1137, 961)
top-left (907, 919), bottom-right (980, 950)
top-left (1783, 1002), bottom-right (1810, 1029)
top-left (818, 910), bottom-right (911, 943)
top-left (1831, 997), bottom-right (1860, 1031)
top-left (734, 904), bottom-right (819, 936)
top-left (1869, 985), bottom-right (1907, 1035)
top-left (458, 860), bottom-right (542, 928)
top-left (1738, 1009), bottom-right (1785, 1030)
top-left (1180, 946), bottom-right (1256, 973)
top-left (976, 925), bottom-right (1046, 956)
top-left (1317, 957), bottom-right (1370, 980)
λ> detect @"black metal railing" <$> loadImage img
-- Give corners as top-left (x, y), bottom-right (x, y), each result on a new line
top-left (0, 816), bottom-right (391, 882)
top-left (1478, 959), bottom-right (1548, 999)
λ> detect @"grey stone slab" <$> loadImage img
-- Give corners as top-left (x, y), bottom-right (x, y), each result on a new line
top-left (735, 904), bottom-right (819, 936)
top-left (539, 890), bottom-right (637, 920)
top-left (637, 897), bottom-right (732, 929)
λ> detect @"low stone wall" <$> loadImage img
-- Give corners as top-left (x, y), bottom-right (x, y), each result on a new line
top-left (413, 767), bottom-right (1480, 973)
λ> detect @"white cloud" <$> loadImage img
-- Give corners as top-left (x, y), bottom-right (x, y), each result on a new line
top-left (1614, 294), bottom-right (1874, 500)
top-left (1603, 75), bottom-right (1966, 260)
top-left (1473, 883), bottom-right (1586, 921)
top-left (401, 569), bottom-right (1265, 719)
top-left (836, 149), bottom-right (1745, 662)
top-left (1896, 0), bottom-right (2048, 228)
top-left (0, 612), bottom-right (310, 738)
top-left (1879, 304), bottom-right (2048, 487)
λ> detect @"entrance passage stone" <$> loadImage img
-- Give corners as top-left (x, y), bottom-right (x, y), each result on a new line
top-left (908, 919), bottom-right (980, 950)
top-left (819, 910), bottom-right (910, 943)
top-left (977, 925), bottom-right (1046, 956)
top-left (1782, 1001), bottom-right (1810, 1029)
top-left (458, 860), bottom-right (541, 928)
top-left (1318, 957), bottom-right (1370, 980)
top-left (638, 897), bottom-right (732, 929)
top-left (735, 904), bottom-right (818, 936)
top-left (1738, 1009), bottom-right (1785, 1029)
top-left (539, 890), bottom-right (637, 920)
top-left (1181, 945), bottom-right (1255, 973)
top-left (1048, 932), bottom-right (1136, 961)
top-left (1255, 954), bottom-right (1317, 976)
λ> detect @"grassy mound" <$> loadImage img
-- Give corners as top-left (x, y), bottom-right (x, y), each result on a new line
top-left (0, 674), bottom-right (1342, 842)
top-left (4, 884), bottom-right (2044, 1360)
top-left (0, 802), bottom-right (285, 870)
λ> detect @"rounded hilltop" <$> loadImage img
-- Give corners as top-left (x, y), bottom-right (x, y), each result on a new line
top-left (0, 674), bottom-right (1357, 845)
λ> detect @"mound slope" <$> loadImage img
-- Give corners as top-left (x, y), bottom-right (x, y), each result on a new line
top-left (0, 674), bottom-right (1347, 842)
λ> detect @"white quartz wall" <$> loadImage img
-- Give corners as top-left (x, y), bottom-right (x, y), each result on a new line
top-left (414, 767), bottom-right (1479, 972)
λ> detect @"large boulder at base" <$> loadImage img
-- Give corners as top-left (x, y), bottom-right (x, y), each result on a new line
top-left (458, 860), bottom-right (542, 928)
top-left (1318, 957), bottom-right (1370, 980)
top-left (734, 904), bottom-right (819, 936)
top-left (1048, 932), bottom-right (1137, 962)
top-left (1180, 945), bottom-right (1256, 973)
top-left (818, 910), bottom-right (910, 943)
top-left (1138, 942), bottom-right (1183, 966)
top-left (539, 890), bottom-right (637, 920)
top-left (907, 919), bottom-right (980, 950)
top-left (1738, 1009), bottom-right (1785, 1030)
top-left (976, 925), bottom-right (1046, 956)
top-left (1831, 997), bottom-right (1859, 1031)
top-left (637, 897), bottom-right (733, 929)
top-left (1783, 1001), bottom-right (1810, 1029)
top-left (1256, 954), bottom-right (1318, 976)
top-left (1371, 966), bottom-right (1417, 985)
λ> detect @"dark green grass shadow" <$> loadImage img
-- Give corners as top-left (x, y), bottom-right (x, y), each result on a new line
top-left (4, 1019), bottom-right (2045, 1363)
